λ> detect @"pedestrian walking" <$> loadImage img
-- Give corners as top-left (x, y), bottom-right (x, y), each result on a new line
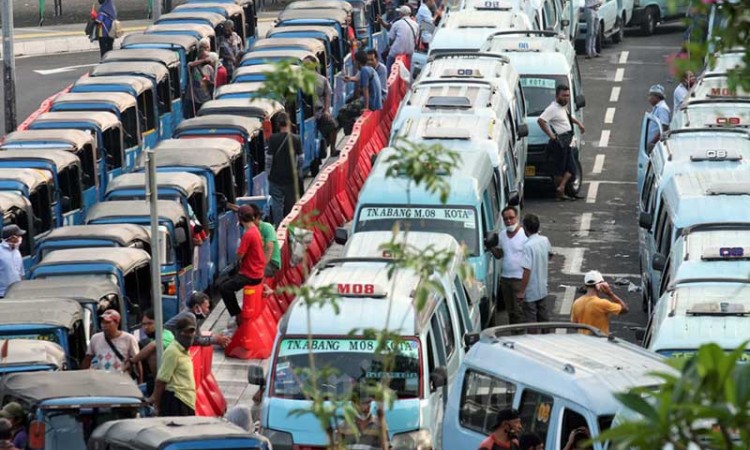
top-left (571, 271), bottom-right (629, 335)
top-left (218, 205), bottom-right (266, 324)
top-left (82, 310), bottom-right (141, 381)
top-left (0, 419), bottom-right (20, 450)
top-left (218, 19), bottom-right (243, 79)
top-left (517, 214), bottom-right (552, 325)
top-left (0, 403), bottom-right (27, 450)
top-left (646, 84), bottom-right (671, 148)
top-left (384, 6), bottom-right (418, 72)
top-left (94, 0), bottom-right (117, 58)
top-left (150, 315), bottom-right (198, 417)
top-left (495, 206), bottom-right (527, 325)
top-left (0, 226), bottom-right (25, 298)
top-left (584, 0), bottom-right (601, 58)
top-left (265, 113), bottom-right (303, 226)
top-left (367, 49), bottom-right (389, 98)
top-left (477, 409), bottom-right (522, 450)
top-left (673, 71), bottom-right (695, 112)
top-left (538, 85), bottom-right (585, 200)
top-left (305, 56), bottom-right (338, 159)
top-left (345, 50), bottom-right (384, 112)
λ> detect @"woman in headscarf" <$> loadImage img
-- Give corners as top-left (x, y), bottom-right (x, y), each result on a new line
top-left (95, 0), bottom-right (117, 57)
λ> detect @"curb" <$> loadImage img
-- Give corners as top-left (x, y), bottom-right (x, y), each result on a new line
top-left (2, 35), bottom-right (131, 58)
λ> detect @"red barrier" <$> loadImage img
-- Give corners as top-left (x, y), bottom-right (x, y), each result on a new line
top-left (190, 344), bottom-right (227, 417)
top-left (225, 284), bottom-right (275, 359)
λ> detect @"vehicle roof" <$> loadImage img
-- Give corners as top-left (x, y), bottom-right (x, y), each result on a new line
top-left (483, 31), bottom-right (574, 56)
top-left (0, 371), bottom-right (143, 406)
top-left (214, 82), bottom-right (268, 97)
top-left (343, 230), bottom-right (463, 258)
top-left (0, 339), bottom-right (65, 369)
top-left (420, 53), bottom-right (516, 85)
top-left (107, 172), bottom-right (206, 197)
top-left (146, 23), bottom-right (216, 38)
top-left (0, 192), bottom-right (31, 212)
top-left (468, 326), bottom-right (671, 416)
top-left (430, 29), bottom-right (507, 52)
top-left (38, 223), bottom-right (151, 246)
top-left (399, 82), bottom-right (511, 126)
top-left (74, 75), bottom-right (154, 96)
top-left (251, 37), bottom-right (326, 53)
top-left (5, 276), bottom-right (121, 303)
top-left (502, 51), bottom-right (570, 76)
top-left (156, 138), bottom-right (243, 159)
top-left (91, 62), bottom-right (170, 82)
top-left (52, 92), bottom-right (137, 111)
top-left (283, 259), bottom-right (432, 336)
top-left (233, 63), bottom-right (280, 77)
top-left (661, 170), bottom-right (750, 228)
top-left (652, 283), bottom-right (750, 351)
top-left (174, 2), bottom-right (244, 15)
top-left (0, 168), bottom-right (52, 191)
top-left (654, 129), bottom-right (750, 168)
top-left (88, 417), bottom-right (260, 449)
top-left (688, 75), bottom-right (750, 102)
top-left (675, 101), bottom-right (750, 129)
top-left (265, 25), bottom-right (339, 40)
top-left (86, 200), bottom-right (187, 226)
top-left (241, 48), bottom-right (317, 63)
top-left (150, 147), bottom-right (231, 174)
top-left (198, 98), bottom-right (285, 118)
top-left (121, 32), bottom-right (200, 50)
top-left (37, 247), bottom-right (151, 273)
top-left (4, 129), bottom-right (96, 148)
top-left (441, 9), bottom-right (531, 30)
top-left (359, 147), bottom-right (492, 205)
top-left (285, 0), bottom-right (353, 13)
top-left (0, 150), bottom-right (80, 171)
top-left (32, 111), bottom-right (121, 131)
top-left (705, 51), bottom-right (743, 76)
top-left (669, 228), bottom-right (750, 285)
top-left (0, 298), bottom-right (83, 329)
top-left (102, 48), bottom-right (181, 67)
top-left (155, 10), bottom-right (227, 26)
top-left (277, 8), bottom-right (349, 24)
top-left (175, 114), bottom-right (263, 136)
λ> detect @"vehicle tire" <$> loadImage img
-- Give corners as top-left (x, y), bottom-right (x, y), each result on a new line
top-left (612, 14), bottom-right (625, 43)
top-left (640, 7), bottom-right (657, 36)
top-left (574, 39), bottom-right (585, 55)
top-left (565, 156), bottom-right (583, 197)
top-left (595, 22), bottom-right (604, 53)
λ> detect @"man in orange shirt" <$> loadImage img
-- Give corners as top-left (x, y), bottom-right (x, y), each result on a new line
top-left (571, 271), bottom-right (629, 335)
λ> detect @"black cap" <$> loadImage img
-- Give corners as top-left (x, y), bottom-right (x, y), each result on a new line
top-left (2, 225), bottom-right (26, 239)
top-left (492, 408), bottom-right (520, 430)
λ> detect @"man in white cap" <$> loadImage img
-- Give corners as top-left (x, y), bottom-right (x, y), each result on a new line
top-left (0, 225), bottom-right (25, 297)
top-left (571, 270), bottom-right (629, 335)
top-left (385, 5), bottom-right (418, 73)
top-left (646, 84), bottom-right (671, 148)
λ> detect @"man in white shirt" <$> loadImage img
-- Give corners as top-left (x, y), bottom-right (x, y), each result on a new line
top-left (517, 214), bottom-right (552, 326)
top-left (646, 84), bottom-right (671, 147)
top-left (672, 71), bottom-right (695, 112)
top-left (496, 206), bottom-right (527, 325)
top-left (385, 6), bottom-right (418, 73)
top-left (538, 84), bottom-right (585, 200)
top-left (584, 0), bottom-right (601, 58)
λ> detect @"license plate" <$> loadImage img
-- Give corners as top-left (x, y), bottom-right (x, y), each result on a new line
top-left (525, 166), bottom-right (536, 176)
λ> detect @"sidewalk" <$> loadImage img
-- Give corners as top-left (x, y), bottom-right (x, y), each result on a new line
top-left (0, 12), bottom-right (278, 58)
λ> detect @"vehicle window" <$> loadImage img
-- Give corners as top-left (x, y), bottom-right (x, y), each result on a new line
top-left (654, 209), bottom-right (671, 255)
top-left (174, 220), bottom-right (192, 267)
top-left (515, 83), bottom-right (526, 121)
top-left (123, 265), bottom-right (152, 329)
top-left (215, 167), bottom-right (237, 207)
top-left (58, 166), bottom-right (83, 212)
top-left (232, 155), bottom-right (248, 198)
top-left (488, 172), bottom-right (502, 223)
top-left (452, 277), bottom-right (470, 337)
top-left (102, 126), bottom-right (124, 170)
top-left (430, 314), bottom-right (448, 366)
top-left (641, 164), bottom-right (654, 212)
top-left (560, 408), bottom-right (590, 450)
top-left (139, 91), bottom-right (156, 132)
top-left (505, 112), bottom-right (516, 144)
top-left (658, 219), bottom-right (673, 256)
top-left (459, 370), bottom-right (516, 434)
top-left (169, 67), bottom-right (180, 101)
top-left (519, 388), bottom-right (554, 443)
top-left (658, 257), bottom-right (672, 297)
top-left (29, 188), bottom-right (53, 234)
top-left (426, 331), bottom-right (436, 376)
top-left (544, 0), bottom-right (556, 29)
top-left (249, 133), bottom-right (266, 177)
top-left (187, 193), bottom-right (208, 231)
top-left (652, 199), bottom-right (666, 238)
top-left (504, 140), bottom-right (518, 184)
top-left (121, 106), bottom-right (139, 148)
top-left (76, 146), bottom-right (97, 191)
top-left (435, 302), bottom-right (457, 360)
top-left (158, 80), bottom-right (172, 114)
top-left (70, 321), bottom-right (87, 367)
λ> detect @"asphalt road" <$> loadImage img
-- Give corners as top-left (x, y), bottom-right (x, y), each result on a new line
top-left (523, 24), bottom-right (685, 341)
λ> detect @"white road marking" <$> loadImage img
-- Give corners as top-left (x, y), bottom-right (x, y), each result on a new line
top-left (598, 130), bottom-right (610, 148)
top-left (559, 285), bottom-right (577, 315)
top-left (619, 51), bottom-right (629, 64)
top-left (586, 181), bottom-right (599, 203)
top-left (609, 86), bottom-right (621, 102)
top-left (552, 247), bottom-right (585, 275)
top-left (579, 213), bottom-right (592, 237)
top-left (614, 68), bottom-right (625, 82)
top-left (604, 107), bottom-right (616, 124)
top-left (33, 63), bottom-right (98, 75)
top-left (592, 154), bottom-right (605, 174)
top-left (583, 180), bottom-right (637, 185)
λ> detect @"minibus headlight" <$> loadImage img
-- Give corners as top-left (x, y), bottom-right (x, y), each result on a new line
top-left (260, 428), bottom-right (293, 450)
top-left (391, 429), bottom-right (432, 450)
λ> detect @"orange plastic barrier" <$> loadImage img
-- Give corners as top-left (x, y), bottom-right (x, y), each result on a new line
top-left (225, 284), bottom-right (276, 360)
top-left (190, 344), bottom-right (227, 417)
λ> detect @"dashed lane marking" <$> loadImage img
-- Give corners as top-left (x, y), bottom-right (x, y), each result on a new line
top-left (592, 154), bottom-right (605, 174)
top-left (553, 247), bottom-right (585, 275)
top-left (614, 68), bottom-right (625, 82)
top-left (598, 129), bottom-right (610, 148)
top-left (604, 107), bottom-right (616, 124)
top-left (619, 51), bottom-right (629, 64)
top-left (586, 181), bottom-right (599, 204)
top-left (610, 86), bottom-right (621, 102)
top-left (579, 213), bottom-right (592, 237)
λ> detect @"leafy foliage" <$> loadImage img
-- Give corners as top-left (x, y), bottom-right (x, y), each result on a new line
top-left (259, 60), bottom-right (319, 104)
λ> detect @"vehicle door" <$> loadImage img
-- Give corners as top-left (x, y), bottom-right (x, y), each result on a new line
top-left (555, 404), bottom-right (600, 450)
top-left (600, 0), bottom-right (617, 33)
top-left (517, 386), bottom-right (556, 448)
top-left (638, 112), bottom-right (662, 190)
top-left (481, 192), bottom-right (498, 327)
top-left (425, 328), bottom-right (446, 448)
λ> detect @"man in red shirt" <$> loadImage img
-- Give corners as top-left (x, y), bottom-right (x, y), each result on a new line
top-left (478, 409), bottom-right (523, 450)
top-left (219, 205), bottom-right (266, 324)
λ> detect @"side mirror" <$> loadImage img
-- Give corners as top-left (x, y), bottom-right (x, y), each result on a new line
top-left (175, 227), bottom-right (187, 245)
top-left (60, 196), bottom-right (72, 211)
top-left (561, 19), bottom-right (570, 27)
top-left (29, 420), bottom-right (45, 450)
top-left (575, 94), bottom-right (586, 109)
top-left (652, 253), bottom-right (666, 272)
top-left (638, 212), bottom-right (653, 230)
top-left (463, 333), bottom-right (480, 349)
top-left (334, 227), bottom-right (349, 245)
top-left (508, 191), bottom-right (520, 207)
top-left (517, 123), bottom-right (529, 138)
top-left (484, 231), bottom-right (499, 249)
top-left (247, 364), bottom-right (266, 387)
top-left (429, 366), bottom-right (447, 391)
